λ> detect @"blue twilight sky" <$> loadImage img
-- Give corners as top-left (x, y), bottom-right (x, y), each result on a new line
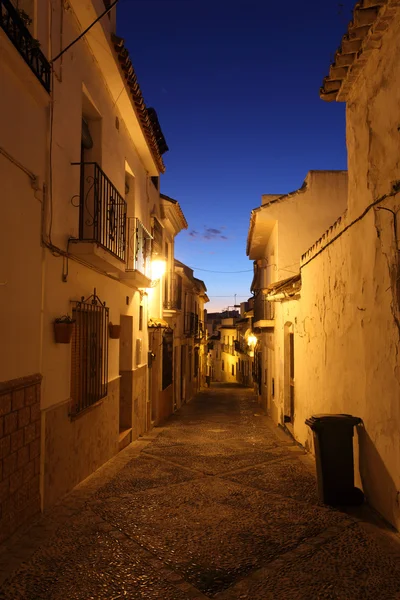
top-left (117, 0), bottom-right (355, 311)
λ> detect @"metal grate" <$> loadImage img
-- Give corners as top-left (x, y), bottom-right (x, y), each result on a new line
top-left (0, 0), bottom-right (51, 91)
top-left (184, 311), bottom-right (199, 336)
top-left (126, 217), bottom-right (152, 276)
top-left (72, 162), bottom-right (127, 261)
top-left (70, 290), bottom-right (109, 416)
top-left (254, 291), bottom-right (275, 322)
top-left (151, 217), bottom-right (163, 255)
top-left (163, 273), bottom-right (182, 310)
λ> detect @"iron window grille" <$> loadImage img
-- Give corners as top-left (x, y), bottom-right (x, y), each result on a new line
top-left (0, 0), bottom-right (51, 91)
top-left (72, 162), bottom-right (127, 261)
top-left (70, 289), bottom-right (109, 416)
top-left (254, 291), bottom-right (275, 322)
top-left (126, 217), bottom-right (152, 276)
top-left (163, 273), bottom-right (183, 310)
top-left (151, 217), bottom-right (163, 256)
top-left (184, 311), bottom-right (199, 336)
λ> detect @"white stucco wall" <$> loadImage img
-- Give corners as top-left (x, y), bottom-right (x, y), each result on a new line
top-left (346, 8), bottom-right (400, 220)
top-left (286, 200), bottom-right (400, 528)
top-left (262, 171), bottom-right (348, 281)
top-left (0, 16), bottom-right (49, 382)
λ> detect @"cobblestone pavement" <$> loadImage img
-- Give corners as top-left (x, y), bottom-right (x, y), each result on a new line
top-left (0, 383), bottom-right (399, 599)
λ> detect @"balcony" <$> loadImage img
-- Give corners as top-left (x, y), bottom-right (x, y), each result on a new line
top-left (0, 0), bottom-right (50, 92)
top-left (253, 292), bottom-right (275, 329)
top-left (163, 274), bottom-right (182, 312)
top-left (223, 343), bottom-right (235, 356)
top-left (184, 312), bottom-right (201, 337)
top-left (234, 340), bottom-right (249, 355)
top-left (120, 218), bottom-right (152, 288)
top-left (69, 162), bottom-right (127, 272)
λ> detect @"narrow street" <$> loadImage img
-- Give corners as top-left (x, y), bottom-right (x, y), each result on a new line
top-left (0, 384), bottom-right (399, 600)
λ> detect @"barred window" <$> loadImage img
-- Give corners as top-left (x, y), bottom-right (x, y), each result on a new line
top-left (70, 292), bottom-right (109, 416)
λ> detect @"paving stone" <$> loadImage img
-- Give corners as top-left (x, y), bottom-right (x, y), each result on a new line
top-left (0, 383), bottom-right (398, 599)
top-left (220, 455), bottom-right (320, 505)
top-left (89, 477), bottom-right (352, 595)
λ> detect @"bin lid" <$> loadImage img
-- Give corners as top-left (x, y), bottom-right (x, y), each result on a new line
top-left (305, 414), bottom-right (362, 430)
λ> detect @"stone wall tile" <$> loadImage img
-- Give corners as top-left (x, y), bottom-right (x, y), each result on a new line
top-left (4, 412), bottom-right (18, 436)
top-left (22, 460), bottom-right (35, 485)
top-left (0, 437), bottom-right (11, 460)
top-left (29, 439), bottom-right (40, 461)
top-left (0, 479), bottom-right (9, 503)
top-left (11, 390), bottom-right (24, 412)
top-left (24, 387), bottom-right (37, 407)
top-left (3, 453), bottom-right (17, 479)
top-left (0, 395), bottom-right (11, 417)
top-left (30, 402), bottom-right (40, 423)
top-left (17, 446), bottom-right (29, 470)
top-left (9, 468), bottom-right (23, 495)
top-left (24, 423), bottom-right (36, 446)
top-left (10, 429), bottom-right (24, 453)
top-left (18, 407), bottom-right (30, 429)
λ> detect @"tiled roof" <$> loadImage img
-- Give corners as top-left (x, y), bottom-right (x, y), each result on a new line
top-left (320, 0), bottom-right (399, 102)
top-left (111, 34), bottom-right (167, 172)
top-left (160, 194), bottom-right (188, 230)
top-left (265, 274), bottom-right (301, 299)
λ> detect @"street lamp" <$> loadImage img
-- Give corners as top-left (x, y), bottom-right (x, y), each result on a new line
top-left (150, 258), bottom-right (166, 285)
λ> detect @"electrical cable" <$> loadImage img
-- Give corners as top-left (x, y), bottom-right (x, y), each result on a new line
top-left (301, 184), bottom-right (400, 269)
top-left (51, 0), bottom-right (119, 63)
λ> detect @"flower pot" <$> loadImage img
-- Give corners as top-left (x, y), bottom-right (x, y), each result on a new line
top-left (54, 322), bottom-right (74, 344)
top-left (109, 323), bottom-right (121, 339)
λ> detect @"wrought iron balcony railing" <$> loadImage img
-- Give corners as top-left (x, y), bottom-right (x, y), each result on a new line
top-left (126, 217), bottom-right (152, 277)
top-left (223, 343), bottom-right (235, 356)
top-left (0, 0), bottom-right (51, 92)
top-left (184, 311), bottom-right (200, 336)
top-left (72, 162), bottom-right (127, 261)
top-left (253, 292), bottom-right (275, 323)
top-left (163, 274), bottom-right (183, 310)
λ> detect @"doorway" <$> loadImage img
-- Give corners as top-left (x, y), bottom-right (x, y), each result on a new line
top-left (284, 323), bottom-right (295, 424)
top-left (119, 315), bottom-right (133, 448)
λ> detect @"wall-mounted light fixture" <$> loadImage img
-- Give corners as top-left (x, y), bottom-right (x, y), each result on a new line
top-left (247, 333), bottom-right (258, 358)
top-left (150, 257), bottom-right (166, 287)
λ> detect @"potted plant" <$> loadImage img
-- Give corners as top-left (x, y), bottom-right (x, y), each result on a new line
top-left (109, 323), bottom-right (121, 339)
top-left (53, 315), bottom-right (75, 344)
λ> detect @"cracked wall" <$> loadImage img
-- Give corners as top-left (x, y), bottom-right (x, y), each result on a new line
top-left (287, 5), bottom-right (400, 530)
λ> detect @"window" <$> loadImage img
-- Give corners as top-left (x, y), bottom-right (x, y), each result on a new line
top-left (152, 217), bottom-right (163, 255)
top-left (231, 364), bottom-right (234, 376)
top-left (162, 331), bottom-right (173, 390)
top-left (70, 292), bottom-right (109, 415)
top-left (139, 305), bottom-right (143, 331)
top-left (222, 360), bottom-right (224, 371)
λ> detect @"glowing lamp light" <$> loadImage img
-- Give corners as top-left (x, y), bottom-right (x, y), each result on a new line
top-left (151, 259), bottom-right (166, 281)
top-left (247, 333), bottom-right (257, 348)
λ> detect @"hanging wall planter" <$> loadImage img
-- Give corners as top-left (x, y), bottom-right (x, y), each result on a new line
top-left (53, 315), bottom-right (75, 344)
top-left (109, 323), bottom-right (121, 339)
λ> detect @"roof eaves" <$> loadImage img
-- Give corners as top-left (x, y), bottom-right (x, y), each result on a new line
top-left (111, 35), bottom-right (166, 173)
top-left (161, 194), bottom-right (189, 230)
top-left (320, 0), bottom-right (393, 103)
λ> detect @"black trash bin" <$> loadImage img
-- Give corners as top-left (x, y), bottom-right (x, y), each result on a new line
top-left (305, 414), bottom-right (364, 506)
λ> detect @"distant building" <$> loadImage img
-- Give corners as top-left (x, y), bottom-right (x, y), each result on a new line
top-left (247, 171), bottom-right (348, 421)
